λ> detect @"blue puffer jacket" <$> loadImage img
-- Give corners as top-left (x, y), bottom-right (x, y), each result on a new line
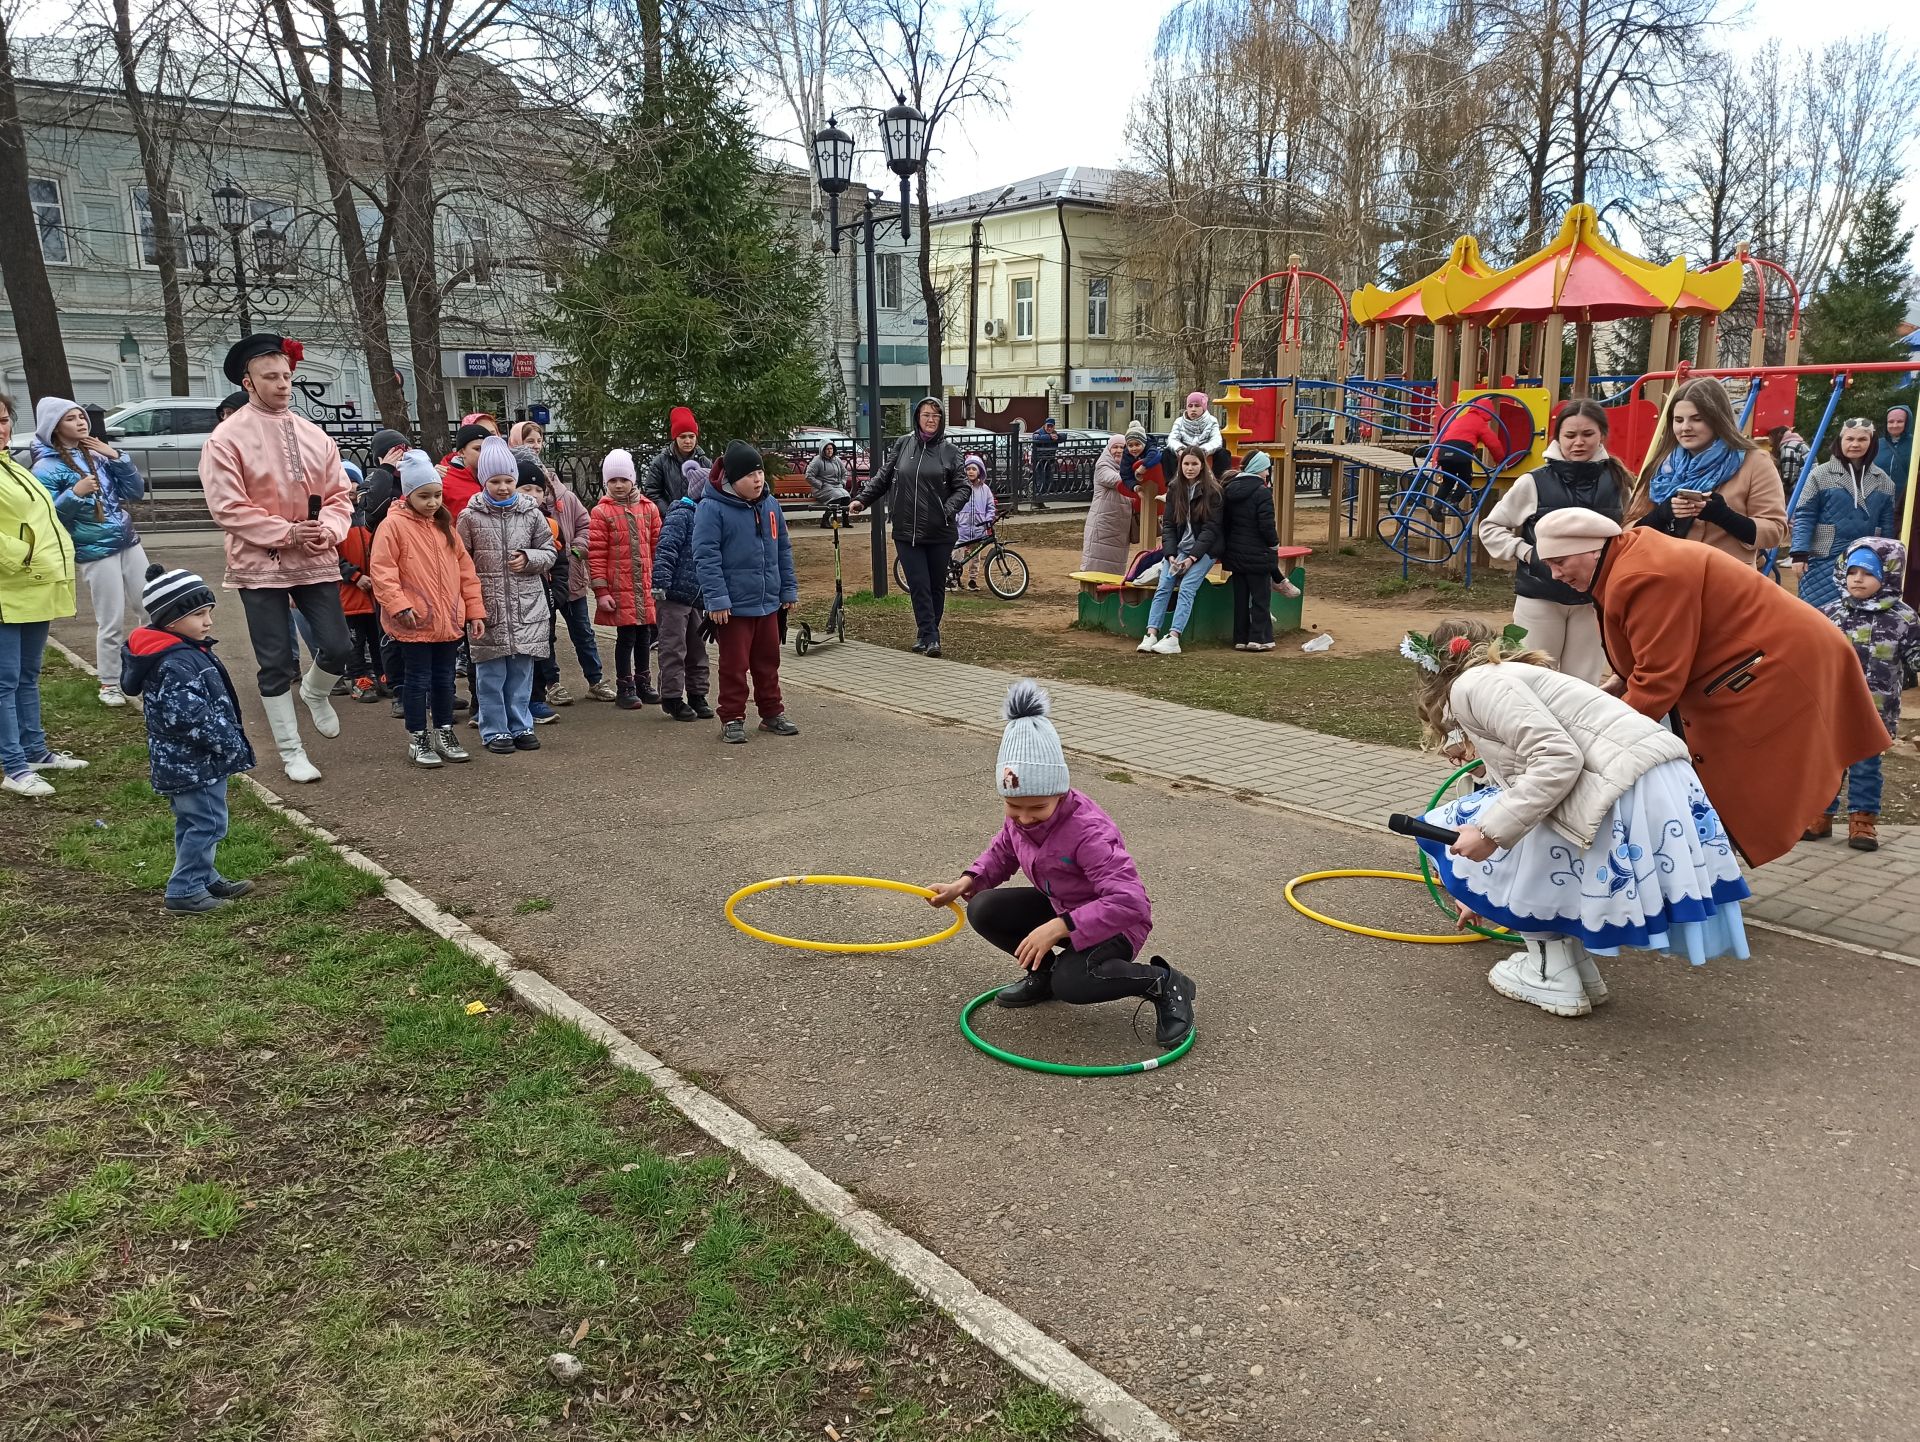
top-left (32, 443), bottom-right (144, 563)
top-left (652, 495), bottom-right (703, 607)
top-left (121, 627), bottom-right (256, 796)
top-left (692, 482), bottom-right (797, 619)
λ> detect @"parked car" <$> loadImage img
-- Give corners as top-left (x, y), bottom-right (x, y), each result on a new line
top-left (103, 397), bottom-right (229, 486)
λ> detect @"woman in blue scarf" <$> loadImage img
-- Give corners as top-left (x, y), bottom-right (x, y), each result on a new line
top-left (1632, 378), bottom-right (1786, 567)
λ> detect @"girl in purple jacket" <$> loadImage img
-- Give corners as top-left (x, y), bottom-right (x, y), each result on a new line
top-left (927, 680), bottom-right (1197, 1045)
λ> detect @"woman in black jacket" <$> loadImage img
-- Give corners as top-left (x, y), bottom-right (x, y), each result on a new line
top-left (851, 396), bottom-right (969, 656)
top-left (1138, 448), bottom-right (1223, 656)
top-left (1220, 455), bottom-right (1281, 650)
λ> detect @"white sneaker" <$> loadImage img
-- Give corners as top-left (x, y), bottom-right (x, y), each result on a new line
top-left (3, 771), bottom-right (55, 798)
top-left (1487, 938), bottom-right (1591, 1018)
top-left (28, 751), bottom-right (88, 772)
top-left (1151, 632), bottom-right (1183, 655)
top-left (1570, 942), bottom-right (1610, 1007)
top-left (98, 685), bottom-right (127, 708)
top-left (1233, 642), bottom-right (1249, 651)
top-left (1136, 632), bottom-right (1159, 653)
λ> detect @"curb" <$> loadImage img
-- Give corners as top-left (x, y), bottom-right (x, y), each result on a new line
top-left (46, 636), bottom-right (1182, 1442)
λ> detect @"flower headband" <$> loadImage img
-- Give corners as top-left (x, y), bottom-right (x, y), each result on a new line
top-left (1400, 624), bottom-right (1528, 674)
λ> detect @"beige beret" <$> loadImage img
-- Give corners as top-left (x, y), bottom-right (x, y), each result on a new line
top-left (1532, 507), bottom-right (1623, 560)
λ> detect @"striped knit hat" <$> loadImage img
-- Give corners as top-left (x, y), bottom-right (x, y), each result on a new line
top-left (142, 563), bottom-right (216, 629)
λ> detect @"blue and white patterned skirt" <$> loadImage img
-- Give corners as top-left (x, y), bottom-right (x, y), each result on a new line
top-left (1417, 759), bottom-right (1752, 964)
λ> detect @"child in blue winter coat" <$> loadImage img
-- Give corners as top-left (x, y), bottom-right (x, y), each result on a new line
top-left (649, 458), bottom-right (715, 722)
top-left (692, 442), bottom-right (798, 744)
top-left (120, 564), bottom-right (258, 915)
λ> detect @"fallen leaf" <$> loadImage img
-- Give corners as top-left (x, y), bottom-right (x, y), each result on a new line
top-left (826, 1427), bottom-right (842, 1441)
top-left (571, 1318), bottom-right (590, 1345)
top-left (464, 1001), bottom-right (489, 1015)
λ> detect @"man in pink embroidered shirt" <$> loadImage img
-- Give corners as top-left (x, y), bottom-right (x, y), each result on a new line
top-left (198, 334), bottom-right (355, 784)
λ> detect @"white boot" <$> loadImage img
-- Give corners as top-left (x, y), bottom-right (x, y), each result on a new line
top-left (1570, 940), bottom-right (1610, 1007)
top-left (1487, 936), bottom-right (1591, 1018)
top-left (261, 692), bottom-right (322, 783)
top-left (298, 665), bottom-right (343, 738)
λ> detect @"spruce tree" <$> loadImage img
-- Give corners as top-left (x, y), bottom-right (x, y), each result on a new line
top-left (1797, 189), bottom-right (1917, 438)
top-left (545, 42), bottom-right (827, 447)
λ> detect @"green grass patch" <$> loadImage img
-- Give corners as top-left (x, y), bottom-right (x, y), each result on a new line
top-left (0, 656), bottom-right (1096, 1438)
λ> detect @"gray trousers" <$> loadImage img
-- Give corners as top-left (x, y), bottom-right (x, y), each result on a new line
top-left (655, 599), bottom-right (710, 700)
top-left (238, 583), bottom-right (353, 696)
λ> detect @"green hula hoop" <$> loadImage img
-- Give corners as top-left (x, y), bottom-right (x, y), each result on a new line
top-left (1419, 761), bottom-right (1523, 945)
top-left (960, 988), bottom-right (1195, 1076)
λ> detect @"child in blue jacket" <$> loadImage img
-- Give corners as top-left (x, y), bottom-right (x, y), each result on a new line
top-left (121, 565), bottom-right (257, 914)
top-left (692, 442), bottom-right (798, 744)
top-left (649, 458), bottom-right (715, 722)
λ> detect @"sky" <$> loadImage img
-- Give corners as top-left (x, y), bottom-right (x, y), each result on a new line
top-left (922, 0), bottom-right (1914, 204)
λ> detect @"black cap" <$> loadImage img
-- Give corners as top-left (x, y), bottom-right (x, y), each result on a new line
top-left (370, 428), bottom-right (409, 460)
top-left (723, 439), bottom-right (763, 483)
top-left (222, 333), bottom-right (291, 385)
top-left (451, 423), bottom-right (491, 451)
top-left (217, 390), bottom-right (249, 418)
top-left (514, 454), bottom-right (549, 489)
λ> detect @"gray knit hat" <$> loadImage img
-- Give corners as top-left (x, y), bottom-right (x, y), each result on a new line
top-left (997, 680), bottom-right (1069, 798)
top-left (142, 562), bottom-right (216, 629)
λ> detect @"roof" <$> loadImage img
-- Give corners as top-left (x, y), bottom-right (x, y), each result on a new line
top-left (931, 167), bottom-right (1125, 221)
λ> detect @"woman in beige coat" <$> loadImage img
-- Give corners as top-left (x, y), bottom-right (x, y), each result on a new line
top-left (1628, 377), bottom-right (1786, 566)
top-left (1079, 434), bottom-right (1134, 575)
top-left (1409, 617), bottom-right (1750, 1020)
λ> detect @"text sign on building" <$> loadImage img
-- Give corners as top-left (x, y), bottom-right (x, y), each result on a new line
top-left (513, 353), bottom-right (537, 378)
top-left (463, 352), bottom-right (535, 379)
top-left (1069, 367), bottom-right (1177, 391)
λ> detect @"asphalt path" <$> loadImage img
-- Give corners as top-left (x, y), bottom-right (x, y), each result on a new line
top-left (50, 530), bottom-right (1920, 1441)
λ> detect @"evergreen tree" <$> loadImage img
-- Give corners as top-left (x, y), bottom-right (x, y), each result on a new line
top-left (545, 43), bottom-right (827, 447)
top-left (1797, 189), bottom-right (1917, 437)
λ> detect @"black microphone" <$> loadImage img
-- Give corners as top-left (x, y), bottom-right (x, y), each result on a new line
top-left (1388, 813), bottom-right (1461, 846)
top-left (307, 495), bottom-right (322, 521)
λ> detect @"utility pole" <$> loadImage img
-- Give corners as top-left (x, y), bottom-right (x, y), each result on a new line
top-left (963, 185), bottom-right (1016, 426)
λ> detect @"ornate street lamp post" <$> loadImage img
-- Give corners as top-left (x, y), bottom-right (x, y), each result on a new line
top-left (187, 177), bottom-right (291, 339)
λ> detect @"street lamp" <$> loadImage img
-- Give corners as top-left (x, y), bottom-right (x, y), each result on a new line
top-left (813, 102), bottom-right (926, 597)
top-left (186, 176), bottom-right (291, 339)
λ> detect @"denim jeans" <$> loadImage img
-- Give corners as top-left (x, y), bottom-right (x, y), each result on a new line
top-left (166, 779), bottom-right (230, 900)
top-left (1147, 553), bottom-right (1213, 635)
top-left (475, 655), bottom-right (535, 740)
top-left (557, 595), bottom-right (603, 684)
top-left (398, 639), bottom-right (459, 732)
top-left (0, 620), bottom-right (50, 777)
top-left (1827, 754), bottom-right (1884, 816)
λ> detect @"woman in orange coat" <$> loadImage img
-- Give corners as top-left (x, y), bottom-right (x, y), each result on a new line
top-left (368, 450), bottom-right (486, 769)
top-left (1533, 508), bottom-right (1887, 867)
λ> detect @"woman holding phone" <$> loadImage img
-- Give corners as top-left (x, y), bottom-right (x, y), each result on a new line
top-left (1629, 378), bottom-right (1786, 568)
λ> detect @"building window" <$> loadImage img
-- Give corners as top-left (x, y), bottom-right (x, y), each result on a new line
top-left (1013, 277), bottom-right (1035, 339)
top-left (451, 215), bottom-right (493, 285)
top-left (29, 177), bottom-right (68, 265)
top-left (1087, 397), bottom-right (1112, 430)
top-left (131, 185), bottom-right (186, 268)
top-left (1087, 277), bottom-right (1110, 338)
top-left (1133, 281), bottom-right (1150, 339)
top-left (877, 252), bottom-right (903, 310)
top-left (355, 202), bottom-right (385, 258)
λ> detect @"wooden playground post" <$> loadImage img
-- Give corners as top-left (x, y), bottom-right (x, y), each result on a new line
top-left (1502, 323), bottom-right (1522, 382)
top-left (1646, 315), bottom-right (1673, 403)
top-left (1542, 311), bottom-right (1563, 398)
top-left (1698, 315), bottom-right (1722, 369)
top-left (1572, 321), bottom-right (1593, 396)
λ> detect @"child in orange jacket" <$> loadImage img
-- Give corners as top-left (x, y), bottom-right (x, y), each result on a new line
top-left (589, 449), bottom-right (663, 709)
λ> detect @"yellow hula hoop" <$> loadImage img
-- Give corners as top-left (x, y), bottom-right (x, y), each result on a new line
top-left (725, 874), bottom-right (967, 954)
top-left (1283, 869), bottom-right (1491, 945)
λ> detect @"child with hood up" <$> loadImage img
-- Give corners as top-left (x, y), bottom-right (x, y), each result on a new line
top-left (456, 437), bottom-right (555, 753)
top-left (693, 441), bottom-right (798, 744)
top-left (589, 448), bottom-right (663, 710)
top-left (647, 458), bottom-right (715, 722)
top-left (1166, 391), bottom-right (1223, 456)
top-left (1803, 537), bottom-right (1920, 853)
top-left (954, 454), bottom-right (997, 590)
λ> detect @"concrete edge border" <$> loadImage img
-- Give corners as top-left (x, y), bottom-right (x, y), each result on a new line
top-left (782, 656), bottom-right (1920, 970)
top-left (46, 636), bottom-right (1182, 1442)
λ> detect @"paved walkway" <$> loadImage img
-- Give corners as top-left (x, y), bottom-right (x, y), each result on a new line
top-left (784, 640), bottom-right (1920, 965)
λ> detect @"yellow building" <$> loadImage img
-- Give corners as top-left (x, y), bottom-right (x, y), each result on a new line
top-left (928, 167), bottom-right (1178, 435)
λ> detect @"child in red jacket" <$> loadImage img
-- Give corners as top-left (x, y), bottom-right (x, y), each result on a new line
top-left (589, 449), bottom-right (663, 709)
top-left (335, 463), bottom-right (382, 702)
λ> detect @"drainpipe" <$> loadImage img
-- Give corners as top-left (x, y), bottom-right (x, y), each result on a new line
top-left (1055, 180), bottom-right (1073, 423)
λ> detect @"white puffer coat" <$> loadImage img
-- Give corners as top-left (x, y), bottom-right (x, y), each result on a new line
top-left (1447, 662), bottom-right (1690, 848)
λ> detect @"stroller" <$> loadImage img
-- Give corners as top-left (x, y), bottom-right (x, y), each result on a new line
top-left (794, 500), bottom-right (849, 655)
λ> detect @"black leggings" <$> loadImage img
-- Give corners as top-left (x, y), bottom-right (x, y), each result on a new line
top-left (966, 887), bottom-right (1159, 1003)
top-left (1229, 571), bottom-right (1273, 646)
top-left (614, 624), bottom-right (654, 686)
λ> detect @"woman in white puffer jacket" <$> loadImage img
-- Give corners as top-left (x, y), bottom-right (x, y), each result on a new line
top-left (1405, 617), bottom-right (1751, 1020)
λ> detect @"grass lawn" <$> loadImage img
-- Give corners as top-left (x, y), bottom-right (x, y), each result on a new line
top-left (2, 664), bottom-right (1095, 1442)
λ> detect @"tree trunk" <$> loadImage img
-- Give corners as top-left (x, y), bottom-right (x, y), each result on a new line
top-left (0, 14), bottom-right (74, 401)
top-left (111, 0), bottom-right (189, 395)
top-left (638, 0), bottom-right (664, 120)
top-left (915, 169), bottom-right (941, 399)
top-left (374, 20), bottom-right (448, 446)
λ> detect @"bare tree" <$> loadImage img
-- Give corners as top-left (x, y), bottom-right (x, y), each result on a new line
top-left (0, 8), bottom-right (74, 400)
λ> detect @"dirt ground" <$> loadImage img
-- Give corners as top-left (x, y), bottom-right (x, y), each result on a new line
top-left (47, 536), bottom-right (1920, 1441)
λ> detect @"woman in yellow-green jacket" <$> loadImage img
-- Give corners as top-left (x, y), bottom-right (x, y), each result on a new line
top-left (1, 392), bottom-right (82, 796)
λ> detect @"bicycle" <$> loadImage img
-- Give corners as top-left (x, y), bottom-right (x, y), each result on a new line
top-left (894, 527), bottom-right (1030, 600)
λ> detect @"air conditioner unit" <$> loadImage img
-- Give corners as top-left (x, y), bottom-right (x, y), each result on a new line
top-left (982, 318), bottom-right (1007, 341)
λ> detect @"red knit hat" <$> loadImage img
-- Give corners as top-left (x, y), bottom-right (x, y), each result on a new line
top-left (669, 405), bottom-right (698, 439)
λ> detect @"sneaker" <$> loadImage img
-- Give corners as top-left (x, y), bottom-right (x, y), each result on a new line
top-left (451, 694), bottom-right (470, 713)
top-left (2, 771), bottom-right (55, 798)
top-left (688, 694), bottom-right (715, 720)
top-left (353, 678), bottom-right (380, 703)
top-left (1150, 632), bottom-right (1183, 655)
top-left (164, 891), bottom-right (229, 915)
top-left (1251, 641), bottom-right (1276, 652)
top-left (1136, 632), bottom-right (1159, 654)
top-left (28, 750), bottom-right (88, 772)
top-left (758, 714), bottom-right (800, 737)
top-left (548, 683), bottom-right (575, 707)
top-left (408, 730), bottom-right (445, 768)
top-left (910, 642), bottom-right (929, 655)
top-left (1148, 957), bottom-right (1197, 1046)
top-left (330, 677), bottom-right (352, 697)
top-left (587, 679), bottom-right (618, 702)
top-left (1233, 642), bottom-right (1249, 651)
top-left (1486, 939), bottom-right (1591, 1018)
top-left (925, 643), bottom-right (943, 658)
top-left (97, 685), bottom-right (127, 708)
top-left (511, 731), bottom-right (541, 752)
top-left (721, 719), bottom-right (748, 745)
top-left (662, 697), bottom-right (696, 722)
top-left (484, 736), bottom-right (516, 755)
top-left (389, 697), bottom-right (405, 719)
top-left (207, 877), bottom-right (254, 899)
top-left (530, 701), bottom-right (559, 725)
top-left (433, 726), bottom-right (471, 763)
top-left (994, 968), bottom-right (1054, 1008)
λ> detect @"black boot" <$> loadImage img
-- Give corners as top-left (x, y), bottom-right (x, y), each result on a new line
top-left (661, 696), bottom-right (696, 722)
top-left (994, 966), bottom-right (1054, 1008)
top-left (616, 677), bottom-right (642, 711)
top-left (637, 677), bottom-right (661, 706)
top-left (688, 693), bottom-right (715, 720)
top-left (1147, 957), bottom-right (1197, 1046)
